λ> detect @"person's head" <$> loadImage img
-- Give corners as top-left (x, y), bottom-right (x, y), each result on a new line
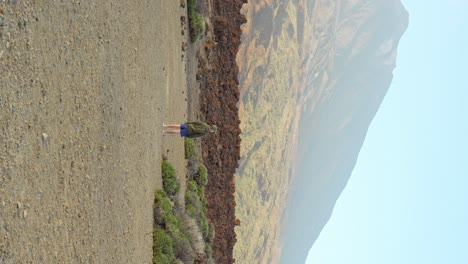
top-left (210, 125), bottom-right (217, 133)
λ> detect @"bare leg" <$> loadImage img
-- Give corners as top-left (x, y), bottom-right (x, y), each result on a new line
top-left (163, 123), bottom-right (182, 128)
top-left (164, 130), bottom-right (181, 135)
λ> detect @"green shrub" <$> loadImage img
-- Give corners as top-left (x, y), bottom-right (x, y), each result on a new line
top-left (195, 163), bottom-right (208, 186)
top-left (185, 189), bottom-right (201, 210)
top-left (186, 204), bottom-right (197, 218)
top-left (153, 251), bottom-right (174, 263)
top-left (188, 0), bottom-right (196, 13)
top-left (161, 160), bottom-right (180, 195)
top-left (196, 184), bottom-right (204, 197)
top-left (184, 138), bottom-right (197, 159)
top-left (199, 211), bottom-right (210, 241)
top-left (197, 186), bottom-right (206, 206)
top-left (185, 181), bottom-right (199, 204)
top-left (184, 178), bottom-right (212, 244)
top-left (190, 12), bottom-right (205, 42)
top-left (154, 189), bottom-right (194, 263)
top-left (207, 223), bottom-right (215, 244)
top-left (155, 190), bottom-right (172, 214)
top-left (155, 190), bottom-right (181, 232)
top-left (201, 194), bottom-right (208, 208)
top-left (205, 244), bottom-right (213, 258)
top-left (187, 0), bottom-right (205, 43)
top-left (153, 227), bottom-right (173, 254)
top-left (153, 227), bottom-right (175, 264)
top-left (154, 190), bottom-right (172, 225)
top-left (187, 180), bottom-right (198, 192)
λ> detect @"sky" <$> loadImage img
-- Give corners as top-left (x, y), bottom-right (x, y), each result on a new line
top-left (306, 1), bottom-right (468, 264)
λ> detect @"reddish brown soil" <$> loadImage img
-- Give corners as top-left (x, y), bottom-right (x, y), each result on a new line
top-left (197, 0), bottom-right (247, 263)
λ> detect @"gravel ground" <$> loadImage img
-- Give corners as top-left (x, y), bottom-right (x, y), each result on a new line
top-left (0, 0), bottom-right (188, 263)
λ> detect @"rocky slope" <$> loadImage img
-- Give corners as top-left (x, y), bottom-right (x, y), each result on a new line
top-left (234, 0), bottom-right (408, 263)
top-left (280, 1), bottom-right (408, 263)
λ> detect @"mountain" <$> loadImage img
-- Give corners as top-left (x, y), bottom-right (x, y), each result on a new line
top-left (234, 0), bottom-right (408, 263)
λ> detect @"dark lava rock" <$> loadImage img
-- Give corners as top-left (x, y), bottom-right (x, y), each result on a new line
top-left (197, 0), bottom-right (247, 263)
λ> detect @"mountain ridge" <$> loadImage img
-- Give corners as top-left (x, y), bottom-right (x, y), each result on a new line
top-left (234, 0), bottom-right (408, 263)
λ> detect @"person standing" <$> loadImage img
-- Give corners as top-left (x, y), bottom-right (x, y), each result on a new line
top-left (163, 122), bottom-right (217, 138)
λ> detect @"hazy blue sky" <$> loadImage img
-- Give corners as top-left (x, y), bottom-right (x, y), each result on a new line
top-left (306, 1), bottom-right (468, 264)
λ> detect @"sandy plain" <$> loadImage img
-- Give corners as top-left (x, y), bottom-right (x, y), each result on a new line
top-left (0, 0), bottom-right (189, 263)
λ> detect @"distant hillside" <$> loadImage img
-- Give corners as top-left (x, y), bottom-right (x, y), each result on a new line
top-left (234, 0), bottom-right (408, 263)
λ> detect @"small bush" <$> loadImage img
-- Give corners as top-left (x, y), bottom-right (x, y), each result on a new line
top-left (154, 190), bottom-right (172, 226)
top-left (181, 214), bottom-right (206, 255)
top-left (155, 191), bottom-right (182, 232)
top-left (154, 190), bottom-right (194, 264)
top-left (172, 230), bottom-right (194, 263)
top-left (153, 248), bottom-right (175, 263)
top-left (184, 138), bottom-right (197, 159)
top-left (205, 244), bottom-right (213, 258)
top-left (188, 0), bottom-right (196, 12)
top-left (155, 190), bottom-right (172, 214)
top-left (184, 178), bottom-right (213, 245)
top-left (187, 180), bottom-right (198, 192)
top-left (196, 186), bottom-right (207, 208)
top-left (185, 188), bottom-right (201, 210)
top-left (195, 163), bottom-right (208, 186)
top-left (188, 0), bottom-right (205, 43)
top-left (190, 12), bottom-right (205, 42)
top-left (201, 195), bottom-right (208, 208)
top-left (187, 156), bottom-right (199, 179)
top-left (186, 204), bottom-right (197, 218)
top-left (162, 160), bottom-right (180, 195)
top-left (199, 212), bottom-right (210, 241)
top-left (153, 227), bottom-right (175, 264)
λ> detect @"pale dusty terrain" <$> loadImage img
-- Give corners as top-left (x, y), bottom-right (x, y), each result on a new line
top-left (0, 0), bottom-right (188, 263)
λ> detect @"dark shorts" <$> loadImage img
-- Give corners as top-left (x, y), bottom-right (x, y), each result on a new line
top-left (180, 124), bottom-right (188, 137)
